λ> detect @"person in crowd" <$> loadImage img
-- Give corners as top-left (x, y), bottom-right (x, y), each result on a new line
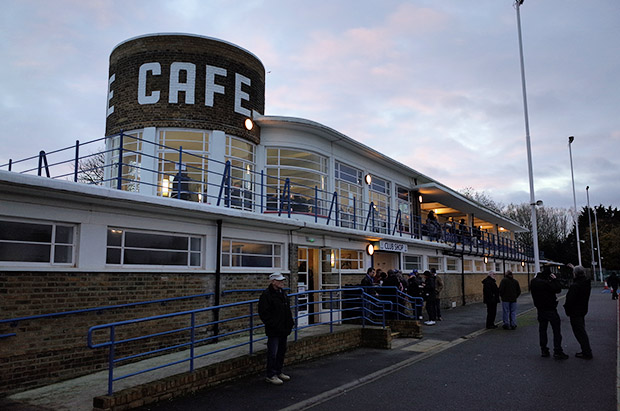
top-left (564, 264), bottom-right (593, 359)
top-left (258, 272), bottom-right (295, 385)
top-left (382, 269), bottom-right (401, 319)
top-left (605, 272), bottom-right (619, 300)
top-left (426, 211), bottom-right (443, 241)
top-left (482, 271), bottom-right (500, 329)
top-left (422, 270), bottom-right (437, 325)
top-left (530, 267), bottom-right (569, 359)
top-left (361, 267), bottom-right (375, 287)
top-left (431, 268), bottom-right (444, 321)
top-left (499, 270), bottom-right (521, 330)
top-left (407, 270), bottom-right (423, 319)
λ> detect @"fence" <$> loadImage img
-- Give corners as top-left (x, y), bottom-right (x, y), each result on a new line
top-left (0, 132), bottom-right (533, 262)
top-left (87, 286), bottom-right (423, 395)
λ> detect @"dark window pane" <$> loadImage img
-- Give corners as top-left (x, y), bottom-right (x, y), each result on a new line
top-left (0, 243), bottom-right (50, 262)
top-left (0, 221), bottom-right (52, 242)
top-left (190, 238), bottom-right (201, 251)
top-left (125, 232), bottom-right (188, 250)
top-left (124, 249), bottom-right (187, 265)
top-left (54, 245), bottom-right (73, 263)
top-left (190, 252), bottom-right (200, 266)
top-left (107, 229), bottom-right (123, 246)
top-left (106, 248), bottom-right (121, 264)
top-left (55, 226), bottom-right (74, 244)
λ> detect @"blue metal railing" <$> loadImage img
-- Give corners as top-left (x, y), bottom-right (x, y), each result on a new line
top-left (0, 132), bottom-right (534, 262)
top-left (0, 293), bottom-right (214, 332)
top-left (86, 287), bottom-right (423, 395)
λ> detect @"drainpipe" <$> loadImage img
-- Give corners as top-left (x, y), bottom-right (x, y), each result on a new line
top-left (214, 219), bottom-right (222, 338)
top-left (461, 253), bottom-right (466, 306)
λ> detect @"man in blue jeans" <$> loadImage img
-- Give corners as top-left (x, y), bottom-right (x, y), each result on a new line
top-left (258, 272), bottom-right (295, 385)
top-left (499, 270), bottom-right (521, 330)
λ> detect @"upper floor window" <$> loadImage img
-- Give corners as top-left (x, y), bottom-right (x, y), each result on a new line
top-left (0, 219), bottom-right (75, 265)
top-left (108, 132), bottom-right (143, 192)
top-left (106, 228), bottom-right (202, 267)
top-left (158, 129), bottom-right (210, 202)
top-left (369, 175), bottom-right (390, 233)
top-left (335, 162), bottom-right (362, 228)
top-left (266, 148), bottom-right (328, 213)
top-left (226, 135), bottom-right (255, 211)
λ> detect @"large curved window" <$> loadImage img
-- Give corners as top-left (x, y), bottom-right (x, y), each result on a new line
top-left (108, 132), bottom-right (143, 192)
top-left (158, 130), bottom-right (209, 202)
top-left (369, 175), bottom-right (390, 233)
top-left (226, 136), bottom-right (255, 211)
top-left (335, 161), bottom-right (362, 228)
top-left (266, 148), bottom-right (328, 214)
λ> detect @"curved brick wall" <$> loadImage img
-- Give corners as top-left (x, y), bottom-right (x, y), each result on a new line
top-left (105, 33), bottom-right (265, 144)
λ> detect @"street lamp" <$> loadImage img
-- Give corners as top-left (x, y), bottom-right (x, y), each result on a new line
top-left (593, 200), bottom-right (604, 281)
top-left (586, 186), bottom-right (595, 272)
top-left (568, 136), bottom-right (582, 265)
top-left (514, 0), bottom-right (541, 274)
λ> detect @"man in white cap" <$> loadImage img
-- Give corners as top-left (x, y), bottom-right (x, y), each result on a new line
top-left (258, 272), bottom-right (295, 385)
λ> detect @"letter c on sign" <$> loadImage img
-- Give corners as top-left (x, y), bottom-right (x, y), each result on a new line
top-left (138, 62), bottom-right (161, 105)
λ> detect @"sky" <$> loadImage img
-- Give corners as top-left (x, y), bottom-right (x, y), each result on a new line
top-left (1, 0), bottom-right (618, 211)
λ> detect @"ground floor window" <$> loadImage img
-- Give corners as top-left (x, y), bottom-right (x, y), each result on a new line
top-left (446, 257), bottom-right (459, 272)
top-left (106, 228), bottom-right (201, 267)
top-left (428, 256), bottom-right (442, 272)
top-left (221, 239), bottom-right (282, 268)
top-left (338, 249), bottom-right (363, 271)
top-left (463, 259), bottom-right (473, 272)
top-left (404, 254), bottom-right (422, 271)
top-left (0, 219), bottom-right (75, 264)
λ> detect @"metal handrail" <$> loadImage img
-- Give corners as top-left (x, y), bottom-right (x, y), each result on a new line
top-left (0, 292), bottom-right (214, 329)
top-left (87, 286), bottom-right (412, 395)
top-left (0, 132), bottom-right (534, 262)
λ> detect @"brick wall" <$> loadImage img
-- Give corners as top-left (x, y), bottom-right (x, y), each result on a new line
top-left (105, 34), bottom-right (265, 143)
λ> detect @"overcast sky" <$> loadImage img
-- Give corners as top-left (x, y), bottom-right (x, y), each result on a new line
top-left (1, 0), bottom-right (618, 211)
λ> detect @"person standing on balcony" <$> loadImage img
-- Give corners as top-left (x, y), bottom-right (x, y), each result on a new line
top-left (259, 272), bottom-right (295, 385)
top-left (499, 270), bottom-right (521, 330)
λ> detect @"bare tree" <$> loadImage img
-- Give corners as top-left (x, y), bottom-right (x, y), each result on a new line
top-left (75, 149), bottom-right (105, 185)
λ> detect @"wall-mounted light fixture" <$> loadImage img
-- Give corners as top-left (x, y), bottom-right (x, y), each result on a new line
top-left (418, 195), bottom-right (423, 203)
top-left (244, 118), bottom-right (254, 130)
top-left (521, 261), bottom-right (525, 267)
top-left (484, 256), bottom-right (488, 264)
top-left (365, 174), bottom-right (372, 185)
top-left (366, 243), bottom-right (375, 256)
top-left (330, 250), bottom-right (335, 267)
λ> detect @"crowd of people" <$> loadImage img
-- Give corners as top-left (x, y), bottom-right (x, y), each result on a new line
top-left (361, 266), bottom-right (444, 325)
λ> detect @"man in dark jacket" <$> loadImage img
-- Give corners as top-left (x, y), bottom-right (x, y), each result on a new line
top-left (530, 267), bottom-right (568, 359)
top-left (482, 271), bottom-right (500, 329)
top-left (422, 271), bottom-right (437, 325)
top-left (499, 270), bottom-right (521, 330)
top-left (258, 272), bottom-right (295, 384)
top-left (564, 265), bottom-right (593, 359)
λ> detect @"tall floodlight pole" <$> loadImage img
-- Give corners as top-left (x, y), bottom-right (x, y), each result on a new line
top-left (515, 0), bottom-right (540, 274)
top-left (568, 136), bottom-right (582, 265)
top-left (594, 207), bottom-right (603, 281)
top-left (586, 186), bottom-right (595, 272)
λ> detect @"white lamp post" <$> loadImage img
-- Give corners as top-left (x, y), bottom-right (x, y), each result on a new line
top-left (568, 136), bottom-right (582, 266)
top-left (593, 207), bottom-right (603, 281)
top-left (514, 0), bottom-right (541, 274)
top-left (586, 186), bottom-right (595, 272)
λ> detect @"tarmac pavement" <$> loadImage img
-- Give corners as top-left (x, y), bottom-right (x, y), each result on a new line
top-left (3, 287), bottom-right (618, 411)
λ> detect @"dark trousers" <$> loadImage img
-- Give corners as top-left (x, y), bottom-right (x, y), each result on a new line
top-left (435, 298), bottom-right (442, 319)
top-left (485, 303), bottom-right (497, 328)
top-left (612, 287), bottom-right (618, 300)
top-left (266, 335), bottom-right (288, 377)
top-left (537, 309), bottom-right (563, 352)
top-left (425, 299), bottom-right (437, 321)
top-left (569, 315), bottom-right (592, 354)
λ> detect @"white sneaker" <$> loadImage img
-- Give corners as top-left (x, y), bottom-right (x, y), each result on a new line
top-left (265, 376), bottom-right (283, 385)
top-left (424, 321), bottom-right (436, 325)
top-left (278, 373), bottom-right (291, 381)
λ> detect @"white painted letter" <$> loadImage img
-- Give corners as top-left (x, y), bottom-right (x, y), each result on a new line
top-left (205, 65), bottom-right (227, 107)
top-left (138, 62), bottom-right (161, 105)
top-left (234, 73), bottom-right (251, 116)
top-left (169, 62), bottom-right (196, 104)
top-left (106, 74), bottom-right (115, 117)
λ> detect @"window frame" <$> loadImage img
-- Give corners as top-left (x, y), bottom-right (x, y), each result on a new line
top-left (220, 238), bottom-right (283, 270)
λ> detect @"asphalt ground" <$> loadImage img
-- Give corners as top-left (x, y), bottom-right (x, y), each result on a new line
top-left (134, 287), bottom-right (618, 411)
